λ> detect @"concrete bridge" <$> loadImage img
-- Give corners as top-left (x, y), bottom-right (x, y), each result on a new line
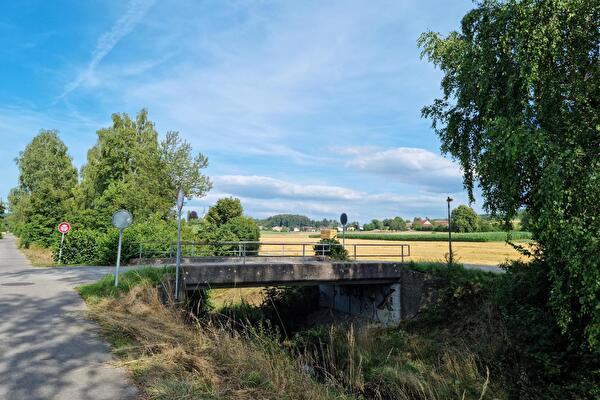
top-left (176, 256), bottom-right (441, 325)
top-left (134, 240), bottom-right (446, 326)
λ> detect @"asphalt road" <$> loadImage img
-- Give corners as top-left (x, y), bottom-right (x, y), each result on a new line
top-left (0, 234), bottom-right (138, 400)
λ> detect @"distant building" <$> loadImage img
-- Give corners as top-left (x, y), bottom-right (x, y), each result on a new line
top-left (272, 226), bottom-right (283, 232)
top-left (293, 227), bottom-right (300, 232)
top-left (421, 220), bottom-right (433, 228)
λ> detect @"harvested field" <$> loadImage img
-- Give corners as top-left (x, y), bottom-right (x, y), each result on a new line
top-left (260, 231), bottom-right (530, 266)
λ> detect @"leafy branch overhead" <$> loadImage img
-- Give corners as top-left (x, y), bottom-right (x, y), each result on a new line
top-left (419, 0), bottom-right (600, 347)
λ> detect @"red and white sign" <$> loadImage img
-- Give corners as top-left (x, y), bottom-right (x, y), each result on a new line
top-left (57, 222), bottom-right (71, 234)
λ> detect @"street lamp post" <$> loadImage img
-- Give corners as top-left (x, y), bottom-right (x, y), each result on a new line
top-left (447, 197), bottom-right (453, 265)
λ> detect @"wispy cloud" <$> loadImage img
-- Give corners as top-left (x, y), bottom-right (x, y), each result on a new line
top-left (60, 0), bottom-right (155, 98)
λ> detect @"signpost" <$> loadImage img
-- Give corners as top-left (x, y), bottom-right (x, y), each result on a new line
top-left (340, 213), bottom-right (348, 249)
top-left (112, 210), bottom-right (133, 287)
top-left (57, 222), bottom-right (71, 264)
top-left (446, 197), bottom-right (453, 265)
top-left (174, 188), bottom-right (185, 300)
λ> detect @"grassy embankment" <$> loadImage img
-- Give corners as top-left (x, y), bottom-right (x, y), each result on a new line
top-left (309, 231), bottom-right (532, 242)
top-left (78, 265), bottom-right (507, 399)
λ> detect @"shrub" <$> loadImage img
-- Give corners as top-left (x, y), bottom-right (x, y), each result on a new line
top-left (313, 238), bottom-right (349, 260)
top-left (52, 229), bottom-right (102, 264)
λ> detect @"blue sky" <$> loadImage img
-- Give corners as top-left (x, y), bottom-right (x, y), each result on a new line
top-left (0, 0), bottom-right (480, 223)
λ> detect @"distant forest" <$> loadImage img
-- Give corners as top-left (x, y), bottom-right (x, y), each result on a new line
top-left (256, 214), bottom-right (339, 229)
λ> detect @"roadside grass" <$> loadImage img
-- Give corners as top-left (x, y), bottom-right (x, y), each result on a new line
top-left (78, 263), bottom-right (505, 399)
top-left (16, 238), bottom-right (56, 267)
top-left (310, 231), bottom-right (532, 242)
top-left (77, 266), bottom-right (173, 304)
top-left (78, 269), bottom-right (349, 400)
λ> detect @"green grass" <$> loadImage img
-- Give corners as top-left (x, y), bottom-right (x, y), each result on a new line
top-left (310, 230), bottom-right (532, 242)
top-left (77, 266), bottom-right (173, 303)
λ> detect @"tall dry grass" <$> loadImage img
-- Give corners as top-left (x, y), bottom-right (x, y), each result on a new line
top-left (87, 282), bottom-right (497, 399)
top-left (89, 284), bottom-right (348, 399)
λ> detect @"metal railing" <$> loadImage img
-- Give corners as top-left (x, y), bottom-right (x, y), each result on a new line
top-left (137, 241), bottom-right (411, 262)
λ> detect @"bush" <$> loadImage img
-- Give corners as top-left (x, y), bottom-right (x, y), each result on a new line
top-left (52, 216), bottom-right (189, 265)
top-left (313, 238), bottom-right (348, 260)
top-left (53, 229), bottom-right (102, 264)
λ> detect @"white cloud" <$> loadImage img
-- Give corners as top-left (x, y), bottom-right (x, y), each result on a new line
top-left (60, 0), bottom-right (156, 98)
top-left (187, 174), bottom-right (474, 222)
top-left (214, 175), bottom-right (365, 201)
top-left (345, 147), bottom-right (463, 191)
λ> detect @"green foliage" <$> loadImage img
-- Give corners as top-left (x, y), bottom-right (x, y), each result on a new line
top-left (320, 231), bottom-right (531, 242)
top-left (8, 130), bottom-right (77, 247)
top-left (257, 214), bottom-right (338, 229)
top-left (420, 0), bottom-right (600, 346)
top-left (387, 216), bottom-right (407, 231)
top-left (204, 197), bottom-right (243, 226)
top-left (451, 205), bottom-right (479, 233)
top-left (201, 198), bottom-right (260, 256)
top-left (77, 110), bottom-right (211, 225)
top-left (363, 219), bottom-right (384, 231)
top-left (313, 238), bottom-right (349, 260)
top-left (77, 266), bottom-right (173, 304)
top-left (52, 215), bottom-right (192, 265)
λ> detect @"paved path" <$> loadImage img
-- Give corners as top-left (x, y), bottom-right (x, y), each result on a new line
top-left (0, 234), bottom-right (138, 400)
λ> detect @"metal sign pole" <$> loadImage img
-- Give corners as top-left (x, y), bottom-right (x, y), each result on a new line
top-left (175, 208), bottom-right (182, 300)
top-left (447, 197), bottom-right (453, 265)
top-left (115, 228), bottom-right (123, 287)
top-left (174, 188), bottom-right (184, 300)
top-left (58, 232), bottom-right (65, 264)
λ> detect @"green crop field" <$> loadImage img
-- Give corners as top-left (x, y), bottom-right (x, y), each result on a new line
top-left (310, 231), bottom-right (532, 242)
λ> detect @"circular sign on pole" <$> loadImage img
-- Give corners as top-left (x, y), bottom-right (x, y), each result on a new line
top-left (58, 222), bottom-right (71, 234)
top-left (112, 210), bottom-right (133, 229)
top-left (177, 188), bottom-right (185, 211)
top-left (340, 213), bottom-right (348, 226)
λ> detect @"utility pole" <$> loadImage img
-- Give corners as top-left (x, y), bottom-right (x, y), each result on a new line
top-left (447, 196), bottom-right (453, 265)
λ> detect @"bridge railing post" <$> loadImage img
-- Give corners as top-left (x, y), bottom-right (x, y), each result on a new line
top-left (353, 244), bottom-right (357, 260)
top-left (302, 244), bottom-right (305, 257)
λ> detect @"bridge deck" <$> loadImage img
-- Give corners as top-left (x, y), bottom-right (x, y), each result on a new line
top-left (181, 257), bottom-right (407, 288)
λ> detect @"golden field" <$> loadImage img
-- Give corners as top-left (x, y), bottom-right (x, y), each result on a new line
top-left (260, 231), bottom-right (530, 266)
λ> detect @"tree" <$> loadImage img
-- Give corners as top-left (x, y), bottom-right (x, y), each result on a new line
top-left (389, 217), bottom-right (407, 231)
top-left (205, 198), bottom-right (243, 226)
top-left (202, 198), bottom-right (260, 255)
top-left (9, 130), bottom-right (77, 246)
top-left (419, 0), bottom-right (600, 346)
top-left (160, 131), bottom-right (212, 199)
top-left (187, 210), bottom-right (199, 220)
top-left (77, 110), bottom-right (210, 225)
top-left (451, 205), bottom-right (480, 233)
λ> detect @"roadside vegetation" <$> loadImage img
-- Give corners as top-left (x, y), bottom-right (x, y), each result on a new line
top-left (4, 111), bottom-right (259, 266)
top-left (80, 260), bottom-right (598, 399)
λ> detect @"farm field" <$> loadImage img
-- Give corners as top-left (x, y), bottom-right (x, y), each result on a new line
top-left (260, 231), bottom-right (530, 266)
top-left (313, 230), bottom-right (532, 242)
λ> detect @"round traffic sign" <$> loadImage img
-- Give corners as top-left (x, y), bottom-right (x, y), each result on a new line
top-left (112, 210), bottom-right (133, 229)
top-left (340, 213), bottom-right (348, 226)
top-left (177, 188), bottom-right (185, 211)
top-left (58, 222), bottom-right (71, 234)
